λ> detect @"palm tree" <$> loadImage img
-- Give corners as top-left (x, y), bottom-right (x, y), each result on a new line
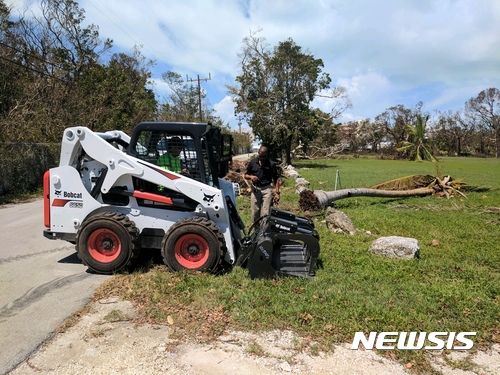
top-left (396, 115), bottom-right (437, 162)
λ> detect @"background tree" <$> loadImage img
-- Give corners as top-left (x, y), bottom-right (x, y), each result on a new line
top-left (465, 88), bottom-right (500, 157)
top-left (0, 1), bottom-right (21, 122)
top-left (336, 121), bottom-right (362, 153)
top-left (432, 110), bottom-right (476, 156)
top-left (230, 131), bottom-right (252, 154)
top-left (396, 114), bottom-right (437, 161)
top-left (1, 0), bottom-right (113, 142)
top-left (0, 0), bottom-right (157, 195)
top-left (1, 0), bottom-right (156, 143)
top-left (75, 47), bottom-right (156, 133)
top-left (229, 32), bottom-right (348, 165)
top-left (361, 119), bottom-right (386, 153)
top-left (342, 119), bottom-right (383, 153)
top-left (39, 0), bottom-right (112, 74)
top-left (306, 108), bottom-right (336, 156)
top-left (375, 102), bottom-right (423, 156)
top-left (158, 70), bottom-right (226, 126)
top-left (159, 71), bottom-right (201, 122)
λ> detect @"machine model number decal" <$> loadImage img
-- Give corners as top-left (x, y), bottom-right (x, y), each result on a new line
top-left (69, 202), bottom-right (83, 209)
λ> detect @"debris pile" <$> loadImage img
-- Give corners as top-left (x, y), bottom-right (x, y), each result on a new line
top-left (224, 160), bottom-right (251, 196)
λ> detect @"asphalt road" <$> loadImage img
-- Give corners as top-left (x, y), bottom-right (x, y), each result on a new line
top-left (233, 152), bottom-right (256, 162)
top-left (0, 199), bottom-right (109, 374)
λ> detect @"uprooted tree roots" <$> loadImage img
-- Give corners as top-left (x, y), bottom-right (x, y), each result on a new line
top-left (224, 160), bottom-right (252, 196)
top-left (299, 190), bottom-right (323, 212)
top-left (299, 175), bottom-right (468, 211)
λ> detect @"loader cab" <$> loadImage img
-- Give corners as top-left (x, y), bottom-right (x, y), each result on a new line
top-left (128, 122), bottom-right (233, 188)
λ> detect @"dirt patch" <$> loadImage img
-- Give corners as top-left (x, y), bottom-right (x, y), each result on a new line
top-left (10, 298), bottom-right (499, 374)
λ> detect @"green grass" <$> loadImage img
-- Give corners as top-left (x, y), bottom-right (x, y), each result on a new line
top-left (97, 157), bottom-right (500, 374)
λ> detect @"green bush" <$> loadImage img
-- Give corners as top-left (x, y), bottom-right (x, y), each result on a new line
top-left (0, 143), bottom-right (60, 195)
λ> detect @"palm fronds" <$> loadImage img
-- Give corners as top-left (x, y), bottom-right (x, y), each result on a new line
top-left (371, 175), bottom-right (436, 190)
top-left (396, 115), bottom-right (437, 162)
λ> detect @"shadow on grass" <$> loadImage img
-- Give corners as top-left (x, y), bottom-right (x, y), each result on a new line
top-left (127, 248), bottom-right (235, 277)
top-left (463, 186), bottom-right (491, 192)
top-left (295, 162), bottom-right (337, 169)
top-left (127, 248), bottom-right (321, 280)
top-left (129, 248), bottom-right (163, 273)
top-left (332, 197), bottom-right (405, 209)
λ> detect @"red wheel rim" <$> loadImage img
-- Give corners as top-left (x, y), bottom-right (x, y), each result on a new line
top-left (87, 229), bottom-right (121, 263)
top-left (174, 233), bottom-right (209, 269)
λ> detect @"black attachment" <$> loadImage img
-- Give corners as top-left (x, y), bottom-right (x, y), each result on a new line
top-left (239, 208), bottom-right (320, 279)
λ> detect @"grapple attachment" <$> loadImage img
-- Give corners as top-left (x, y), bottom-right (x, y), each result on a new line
top-left (238, 208), bottom-right (320, 279)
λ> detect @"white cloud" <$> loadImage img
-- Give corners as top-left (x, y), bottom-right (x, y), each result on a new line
top-left (147, 78), bottom-right (172, 102)
top-left (336, 71), bottom-right (394, 121)
top-left (213, 95), bottom-right (238, 129)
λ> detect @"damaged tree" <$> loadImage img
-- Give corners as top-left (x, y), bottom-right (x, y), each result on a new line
top-left (299, 175), bottom-right (467, 211)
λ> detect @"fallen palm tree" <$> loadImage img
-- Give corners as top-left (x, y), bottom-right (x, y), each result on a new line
top-left (299, 175), bottom-right (467, 211)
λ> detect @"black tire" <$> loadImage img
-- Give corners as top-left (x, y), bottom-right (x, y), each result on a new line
top-left (161, 217), bottom-right (225, 273)
top-left (76, 212), bottom-right (140, 274)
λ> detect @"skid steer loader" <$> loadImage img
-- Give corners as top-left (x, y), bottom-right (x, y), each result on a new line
top-left (43, 122), bottom-right (320, 278)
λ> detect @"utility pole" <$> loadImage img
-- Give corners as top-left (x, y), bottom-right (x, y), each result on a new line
top-left (187, 73), bottom-right (211, 122)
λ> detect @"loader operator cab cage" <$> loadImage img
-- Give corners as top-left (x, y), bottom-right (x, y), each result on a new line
top-left (128, 122), bottom-right (233, 188)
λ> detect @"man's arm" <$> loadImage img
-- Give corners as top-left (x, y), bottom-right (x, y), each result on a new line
top-left (272, 163), bottom-right (281, 192)
top-left (272, 164), bottom-right (281, 204)
top-left (274, 178), bottom-right (281, 193)
top-left (244, 161), bottom-right (259, 183)
top-left (244, 173), bottom-right (259, 183)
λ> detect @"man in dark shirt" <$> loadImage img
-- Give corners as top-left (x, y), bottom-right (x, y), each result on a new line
top-left (244, 146), bottom-right (281, 225)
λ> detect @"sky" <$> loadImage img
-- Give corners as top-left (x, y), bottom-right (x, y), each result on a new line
top-left (6, 0), bottom-right (500, 131)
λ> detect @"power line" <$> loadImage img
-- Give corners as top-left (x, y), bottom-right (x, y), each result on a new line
top-left (86, 0), bottom-right (162, 62)
top-left (87, 0), bottom-right (172, 103)
top-left (0, 55), bottom-right (68, 82)
top-left (187, 73), bottom-right (211, 122)
top-left (0, 41), bottom-right (66, 71)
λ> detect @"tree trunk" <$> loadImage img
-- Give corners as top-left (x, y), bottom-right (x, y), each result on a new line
top-left (284, 134), bottom-right (293, 166)
top-left (496, 127), bottom-right (500, 158)
top-left (299, 188), bottom-right (434, 211)
top-left (315, 188), bottom-right (433, 205)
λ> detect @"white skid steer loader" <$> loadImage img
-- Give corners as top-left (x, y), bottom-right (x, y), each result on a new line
top-left (43, 122), bottom-right (320, 278)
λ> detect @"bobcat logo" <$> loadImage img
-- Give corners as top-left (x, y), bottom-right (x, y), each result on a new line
top-left (55, 190), bottom-right (62, 196)
top-left (203, 193), bottom-right (216, 203)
